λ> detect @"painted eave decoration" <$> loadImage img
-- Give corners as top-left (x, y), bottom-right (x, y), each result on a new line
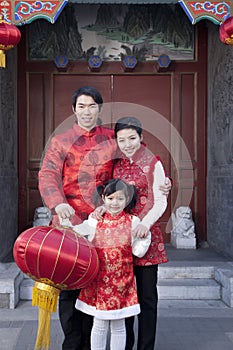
top-left (0, 1), bottom-right (231, 26)
top-left (0, 0), bottom-right (68, 25)
top-left (178, 0), bottom-right (231, 24)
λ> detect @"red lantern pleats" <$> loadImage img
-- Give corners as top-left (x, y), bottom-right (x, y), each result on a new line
top-left (0, 15), bottom-right (21, 67)
top-left (13, 226), bottom-right (99, 289)
top-left (219, 16), bottom-right (233, 45)
top-left (13, 226), bottom-right (99, 350)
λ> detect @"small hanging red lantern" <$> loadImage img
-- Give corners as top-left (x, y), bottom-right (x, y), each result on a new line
top-left (0, 15), bottom-right (21, 68)
top-left (13, 225), bottom-right (99, 350)
top-left (219, 16), bottom-right (233, 45)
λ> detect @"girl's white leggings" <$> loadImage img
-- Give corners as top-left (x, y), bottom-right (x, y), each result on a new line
top-left (91, 317), bottom-right (126, 350)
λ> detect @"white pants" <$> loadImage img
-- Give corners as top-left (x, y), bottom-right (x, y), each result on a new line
top-left (91, 317), bottom-right (126, 350)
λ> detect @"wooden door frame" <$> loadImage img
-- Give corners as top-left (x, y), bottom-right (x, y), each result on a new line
top-left (17, 23), bottom-right (207, 241)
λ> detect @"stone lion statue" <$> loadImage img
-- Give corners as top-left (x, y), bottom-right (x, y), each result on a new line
top-left (33, 206), bottom-right (51, 227)
top-left (171, 206), bottom-right (195, 238)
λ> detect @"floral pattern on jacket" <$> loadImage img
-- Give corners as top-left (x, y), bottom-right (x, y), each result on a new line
top-left (113, 145), bottom-right (168, 266)
top-left (39, 123), bottom-right (116, 225)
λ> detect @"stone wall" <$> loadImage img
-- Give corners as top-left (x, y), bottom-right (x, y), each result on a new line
top-left (0, 48), bottom-right (18, 262)
top-left (207, 22), bottom-right (233, 258)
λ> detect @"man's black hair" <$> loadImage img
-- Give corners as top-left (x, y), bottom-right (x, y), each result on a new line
top-left (72, 86), bottom-right (103, 111)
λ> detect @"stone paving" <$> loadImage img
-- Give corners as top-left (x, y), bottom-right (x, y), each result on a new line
top-left (1, 299), bottom-right (233, 349)
top-left (1, 246), bottom-right (233, 349)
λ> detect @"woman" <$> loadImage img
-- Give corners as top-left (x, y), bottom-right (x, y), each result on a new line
top-left (113, 116), bottom-right (168, 350)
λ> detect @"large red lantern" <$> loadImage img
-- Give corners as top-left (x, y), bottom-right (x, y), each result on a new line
top-left (13, 225), bottom-right (99, 350)
top-left (219, 16), bottom-right (233, 45)
top-left (0, 15), bottom-right (21, 68)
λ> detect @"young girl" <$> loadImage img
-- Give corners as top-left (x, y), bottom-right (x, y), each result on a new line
top-left (73, 179), bottom-right (151, 350)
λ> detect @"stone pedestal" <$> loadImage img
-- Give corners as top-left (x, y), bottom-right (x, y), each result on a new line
top-left (0, 263), bottom-right (23, 308)
top-left (171, 235), bottom-right (196, 249)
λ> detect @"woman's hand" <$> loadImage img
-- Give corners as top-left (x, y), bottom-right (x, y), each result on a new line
top-left (132, 224), bottom-right (150, 238)
top-left (90, 206), bottom-right (106, 220)
top-left (159, 177), bottom-right (172, 197)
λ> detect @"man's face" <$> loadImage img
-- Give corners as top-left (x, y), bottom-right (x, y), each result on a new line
top-left (73, 95), bottom-right (99, 131)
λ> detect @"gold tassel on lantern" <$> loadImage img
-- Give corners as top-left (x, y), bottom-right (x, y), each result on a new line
top-left (225, 35), bottom-right (233, 45)
top-left (0, 49), bottom-right (5, 68)
top-left (32, 282), bottom-right (60, 350)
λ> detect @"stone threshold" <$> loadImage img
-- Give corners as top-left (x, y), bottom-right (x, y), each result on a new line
top-left (1, 247), bottom-right (233, 309)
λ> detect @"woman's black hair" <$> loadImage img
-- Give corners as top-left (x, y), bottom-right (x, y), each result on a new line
top-left (114, 116), bottom-right (142, 138)
top-left (72, 86), bottom-right (103, 111)
top-left (94, 179), bottom-right (137, 211)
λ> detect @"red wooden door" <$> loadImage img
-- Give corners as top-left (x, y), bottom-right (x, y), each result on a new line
top-left (18, 24), bottom-right (207, 243)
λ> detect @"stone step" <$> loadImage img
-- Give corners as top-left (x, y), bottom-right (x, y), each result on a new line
top-left (158, 278), bottom-right (221, 300)
top-left (20, 276), bottom-right (221, 301)
top-left (158, 264), bottom-right (217, 279)
top-left (158, 299), bottom-right (228, 310)
top-left (20, 277), bottom-right (34, 301)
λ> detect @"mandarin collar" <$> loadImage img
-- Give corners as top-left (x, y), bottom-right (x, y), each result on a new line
top-left (103, 211), bottom-right (125, 220)
top-left (73, 123), bottom-right (97, 136)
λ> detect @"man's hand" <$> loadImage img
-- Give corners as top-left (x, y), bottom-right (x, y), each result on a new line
top-left (160, 177), bottom-right (172, 197)
top-left (132, 224), bottom-right (150, 238)
top-left (55, 203), bottom-right (75, 219)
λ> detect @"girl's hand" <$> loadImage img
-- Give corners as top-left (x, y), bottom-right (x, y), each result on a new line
top-left (132, 224), bottom-right (149, 238)
top-left (90, 206), bottom-right (106, 220)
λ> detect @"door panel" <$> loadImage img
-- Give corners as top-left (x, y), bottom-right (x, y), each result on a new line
top-left (53, 75), bottom-right (113, 129)
top-left (112, 75), bottom-right (172, 240)
top-left (112, 75), bottom-right (171, 162)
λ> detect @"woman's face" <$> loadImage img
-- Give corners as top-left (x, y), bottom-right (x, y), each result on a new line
top-left (116, 128), bottom-right (142, 158)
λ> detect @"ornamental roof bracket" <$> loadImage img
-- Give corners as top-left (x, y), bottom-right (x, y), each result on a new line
top-left (0, 0), bottom-right (68, 25)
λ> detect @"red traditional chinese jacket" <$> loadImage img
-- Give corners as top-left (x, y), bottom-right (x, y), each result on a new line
top-left (38, 123), bottom-right (116, 225)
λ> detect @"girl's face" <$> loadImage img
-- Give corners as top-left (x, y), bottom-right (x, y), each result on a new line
top-left (103, 190), bottom-right (127, 216)
top-left (116, 128), bottom-right (142, 158)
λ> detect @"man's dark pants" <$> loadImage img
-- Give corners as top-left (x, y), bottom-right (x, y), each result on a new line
top-left (59, 290), bottom-right (93, 350)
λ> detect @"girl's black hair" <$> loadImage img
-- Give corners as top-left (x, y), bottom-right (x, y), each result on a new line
top-left (94, 179), bottom-right (137, 211)
top-left (72, 86), bottom-right (103, 111)
top-left (114, 116), bottom-right (142, 138)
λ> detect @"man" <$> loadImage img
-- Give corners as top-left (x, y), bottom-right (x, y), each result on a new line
top-left (39, 86), bottom-right (116, 350)
top-left (39, 86), bottom-right (171, 350)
